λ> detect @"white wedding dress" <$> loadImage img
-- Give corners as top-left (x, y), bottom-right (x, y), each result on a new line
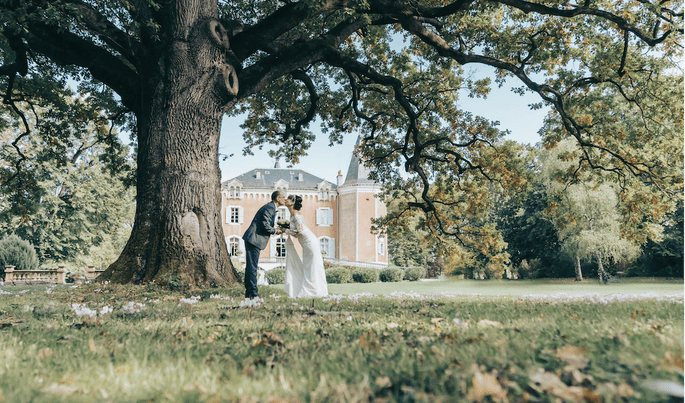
top-left (284, 214), bottom-right (328, 298)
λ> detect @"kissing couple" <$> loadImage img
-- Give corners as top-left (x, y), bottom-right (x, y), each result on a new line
top-left (242, 190), bottom-right (328, 299)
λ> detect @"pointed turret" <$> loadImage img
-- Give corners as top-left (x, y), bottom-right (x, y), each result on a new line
top-left (343, 136), bottom-right (374, 185)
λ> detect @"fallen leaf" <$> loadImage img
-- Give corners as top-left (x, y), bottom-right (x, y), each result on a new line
top-left (252, 332), bottom-right (284, 348)
top-left (664, 350), bottom-right (685, 371)
top-left (555, 345), bottom-right (589, 369)
top-left (430, 345), bottom-right (445, 357)
top-left (529, 370), bottom-right (589, 403)
top-left (477, 319), bottom-right (502, 328)
top-left (466, 367), bottom-right (508, 402)
top-left (616, 382), bottom-right (635, 398)
top-left (529, 371), bottom-right (567, 393)
top-left (88, 339), bottom-right (96, 352)
top-left (431, 317), bottom-right (444, 324)
top-left (386, 322), bottom-right (399, 329)
top-left (375, 376), bottom-right (392, 388)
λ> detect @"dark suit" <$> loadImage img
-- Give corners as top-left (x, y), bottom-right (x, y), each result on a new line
top-left (242, 201), bottom-right (277, 298)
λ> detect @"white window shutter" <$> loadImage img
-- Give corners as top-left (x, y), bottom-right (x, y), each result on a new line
top-left (239, 238), bottom-right (245, 254)
top-left (329, 238), bottom-right (335, 258)
top-left (316, 209), bottom-right (322, 226)
top-left (238, 207), bottom-right (244, 224)
top-left (225, 207), bottom-right (231, 224)
top-left (328, 209), bottom-right (334, 226)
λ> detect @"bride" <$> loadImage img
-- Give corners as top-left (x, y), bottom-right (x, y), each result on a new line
top-left (282, 195), bottom-right (328, 298)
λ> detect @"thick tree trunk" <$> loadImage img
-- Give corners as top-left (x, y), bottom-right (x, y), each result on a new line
top-left (99, 3), bottom-right (240, 286)
top-left (574, 254), bottom-right (583, 281)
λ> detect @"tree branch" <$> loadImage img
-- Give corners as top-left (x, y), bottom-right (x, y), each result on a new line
top-left (24, 22), bottom-right (141, 112)
top-left (59, 0), bottom-right (144, 63)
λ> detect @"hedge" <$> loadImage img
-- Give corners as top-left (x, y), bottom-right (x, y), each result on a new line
top-left (325, 266), bottom-right (352, 284)
top-left (352, 267), bottom-right (379, 283)
top-left (265, 267), bottom-right (286, 285)
top-left (379, 267), bottom-right (403, 282)
top-left (403, 266), bottom-right (426, 281)
top-left (0, 235), bottom-right (39, 272)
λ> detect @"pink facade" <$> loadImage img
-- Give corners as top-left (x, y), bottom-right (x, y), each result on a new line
top-left (221, 149), bottom-right (387, 270)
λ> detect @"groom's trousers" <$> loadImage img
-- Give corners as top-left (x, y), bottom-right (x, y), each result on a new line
top-left (244, 242), bottom-right (261, 298)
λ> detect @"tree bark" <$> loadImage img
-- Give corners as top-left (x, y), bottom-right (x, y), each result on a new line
top-left (574, 254), bottom-right (583, 281)
top-left (98, 4), bottom-right (239, 286)
top-left (596, 251), bottom-right (607, 284)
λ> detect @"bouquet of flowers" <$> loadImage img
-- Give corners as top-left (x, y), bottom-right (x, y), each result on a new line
top-left (277, 219), bottom-right (290, 229)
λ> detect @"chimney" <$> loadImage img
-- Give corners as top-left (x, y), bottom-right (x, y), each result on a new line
top-left (255, 170), bottom-right (261, 179)
top-left (336, 170), bottom-right (343, 187)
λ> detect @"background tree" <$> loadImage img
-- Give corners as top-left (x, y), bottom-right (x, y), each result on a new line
top-left (0, 0), bottom-right (680, 286)
top-left (0, 88), bottom-right (134, 267)
top-left (539, 139), bottom-right (642, 282)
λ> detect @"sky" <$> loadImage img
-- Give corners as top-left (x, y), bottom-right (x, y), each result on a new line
top-left (218, 66), bottom-right (552, 184)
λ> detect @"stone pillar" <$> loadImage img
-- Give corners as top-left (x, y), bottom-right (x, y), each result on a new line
top-left (4, 266), bottom-right (14, 283)
top-left (56, 266), bottom-right (66, 284)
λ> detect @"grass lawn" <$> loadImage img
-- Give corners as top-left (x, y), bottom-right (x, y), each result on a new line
top-left (328, 277), bottom-right (685, 296)
top-left (0, 279), bottom-right (682, 402)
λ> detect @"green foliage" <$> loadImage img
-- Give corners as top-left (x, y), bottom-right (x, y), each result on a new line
top-left (0, 234), bottom-right (39, 272)
top-left (403, 266), bottom-right (426, 282)
top-left (0, 90), bottom-right (135, 266)
top-left (231, 258), bottom-right (245, 284)
top-left (352, 267), bottom-right (379, 283)
top-left (378, 267), bottom-right (403, 282)
top-left (265, 267), bottom-right (286, 285)
top-left (325, 266), bottom-right (352, 284)
top-left (632, 204), bottom-right (684, 278)
top-left (539, 139), bottom-right (642, 280)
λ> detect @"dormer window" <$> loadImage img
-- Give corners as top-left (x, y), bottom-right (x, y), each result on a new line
top-left (317, 181), bottom-right (332, 201)
top-left (228, 186), bottom-right (241, 199)
top-left (255, 171), bottom-right (261, 179)
top-left (298, 172), bottom-right (304, 181)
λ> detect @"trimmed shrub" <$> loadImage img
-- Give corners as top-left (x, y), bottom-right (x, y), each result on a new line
top-left (352, 267), bottom-right (379, 283)
top-left (231, 258), bottom-right (245, 284)
top-left (325, 266), bottom-right (352, 284)
top-left (265, 267), bottom-right (286, 285)
top-left (379, 267), bottom-right (403, 282)
top-left (404, 266), bottom-right (426, 281)
top-left (0, 235), bottom-right (39, 272)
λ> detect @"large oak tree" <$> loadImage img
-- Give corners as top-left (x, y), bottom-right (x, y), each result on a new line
top-left (1, 0), bottom-right (681, 286)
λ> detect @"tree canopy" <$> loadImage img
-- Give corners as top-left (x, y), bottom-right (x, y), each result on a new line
top-left (0, 0), bottom-right (681, 285)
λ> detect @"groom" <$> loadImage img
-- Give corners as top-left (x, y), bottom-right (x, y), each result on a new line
top-left (242, 190), bottom-right (286, 299)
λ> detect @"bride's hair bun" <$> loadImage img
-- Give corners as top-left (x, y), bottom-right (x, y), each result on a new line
top-left (288, 195), bottom-right (303, 211)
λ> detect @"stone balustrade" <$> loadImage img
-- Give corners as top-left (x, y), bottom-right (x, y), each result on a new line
top-left (2, 265), bottom-right (105, 285)
top-left (4, 265), bottom-right (66, 284)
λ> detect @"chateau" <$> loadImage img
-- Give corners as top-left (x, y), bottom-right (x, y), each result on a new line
top-left (221, 145), bottom-right (388, 271)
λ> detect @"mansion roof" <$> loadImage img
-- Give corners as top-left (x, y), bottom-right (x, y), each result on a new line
top-left (222, 168), bottom-right (336, 191)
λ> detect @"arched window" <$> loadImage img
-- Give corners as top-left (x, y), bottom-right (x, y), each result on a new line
top-left (227, 236), bottom-right (241, 256)
top-left (275, 236), bottom-right (287, 258)
top-left (319, 236), bottom-right (335, 258)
